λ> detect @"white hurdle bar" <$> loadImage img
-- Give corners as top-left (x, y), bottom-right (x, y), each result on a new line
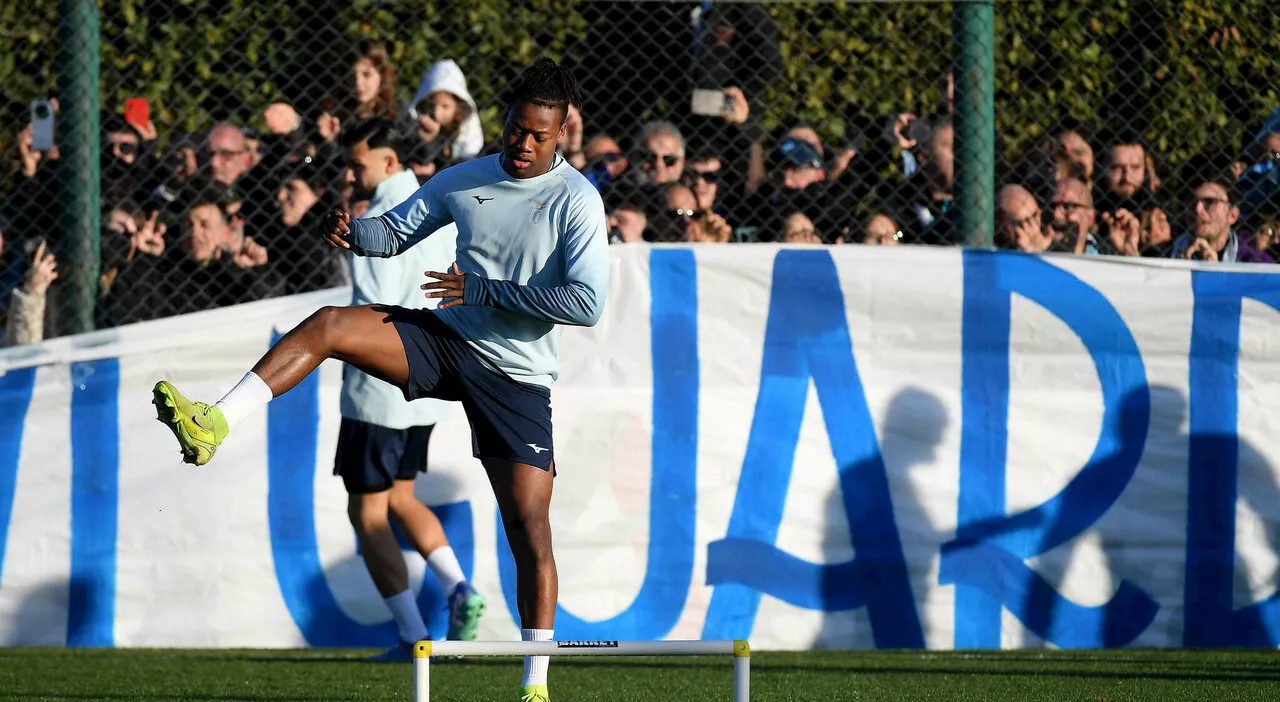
top-left (412, 639), bottom-right (751, 701)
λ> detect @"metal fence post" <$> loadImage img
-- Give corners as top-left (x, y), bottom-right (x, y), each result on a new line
top-left (953, 0), bottom-right (995, 248)
top-left (56, 0), bottom-right (101, 335)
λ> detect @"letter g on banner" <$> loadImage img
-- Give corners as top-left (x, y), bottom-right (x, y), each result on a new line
top-left (941, 252), bottom-right (1157, 649)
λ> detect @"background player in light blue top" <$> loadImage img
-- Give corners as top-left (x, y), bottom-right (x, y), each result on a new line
top-left (152, 59), bottom-right (607, 702)
top-left (335, 117), bottom-right (484, 662)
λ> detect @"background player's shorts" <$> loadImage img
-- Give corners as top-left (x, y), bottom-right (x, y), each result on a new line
top-left (386, 307), bottom-right (555, 471)
top-left (333, 418), bottom-right (434, 494)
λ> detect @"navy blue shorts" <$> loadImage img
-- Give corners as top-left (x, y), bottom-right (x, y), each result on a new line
top-left (386, 307), bottom-right (554, 470)
top-left (333, 418), bottom-right (434, 494)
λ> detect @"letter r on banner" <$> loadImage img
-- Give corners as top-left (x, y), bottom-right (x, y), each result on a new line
top-left (943, 251), bottom-right (1157, 649)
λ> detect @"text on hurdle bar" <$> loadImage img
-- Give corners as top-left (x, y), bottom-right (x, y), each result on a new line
top-left (412, 639), bottom-right (750, 701)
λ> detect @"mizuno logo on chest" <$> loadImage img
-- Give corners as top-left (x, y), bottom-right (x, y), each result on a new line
top-left (473, 195), bottom-right (494, 204)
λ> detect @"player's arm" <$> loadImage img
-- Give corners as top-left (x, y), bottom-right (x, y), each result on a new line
top-left (321, 179), bottom-right (454, 258)
top-left (423, 195), bottom-right (609, 327)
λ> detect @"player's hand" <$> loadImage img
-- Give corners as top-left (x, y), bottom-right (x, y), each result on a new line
top-left (321, 209), bottom-right (351, 249)
top-left (422, 262), bottom-right (466, 309)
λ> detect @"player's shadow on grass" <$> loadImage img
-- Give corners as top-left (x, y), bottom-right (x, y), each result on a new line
top-left (815, 387), bottom-right (949, 650)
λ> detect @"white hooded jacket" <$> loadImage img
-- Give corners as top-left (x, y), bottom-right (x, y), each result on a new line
top-left (407, 59), bottom-right (485, 161)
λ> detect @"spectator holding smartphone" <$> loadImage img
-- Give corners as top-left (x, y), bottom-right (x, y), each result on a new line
top-left (0, 222), bottom-right (58, 347)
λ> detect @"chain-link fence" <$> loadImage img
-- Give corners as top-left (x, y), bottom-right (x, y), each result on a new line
top-left (1, 0), bottom-right (1279, 346)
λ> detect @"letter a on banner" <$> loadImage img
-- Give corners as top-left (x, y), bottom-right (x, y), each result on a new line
top-left (942, 251), bottom-right (1157, 649)
top-left (702, 249), bottom-right (924, 648)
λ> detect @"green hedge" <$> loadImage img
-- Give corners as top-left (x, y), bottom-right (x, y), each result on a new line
top-left (2, 0), bottom-right (1278, 183)
top-left (765, 0), bottom-right (1280, 170)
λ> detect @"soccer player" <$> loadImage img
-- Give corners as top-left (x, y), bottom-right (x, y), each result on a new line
top-left (153, 59), bottom-right (605, 702)
top-left (336, 116), bottom-right (484, 661)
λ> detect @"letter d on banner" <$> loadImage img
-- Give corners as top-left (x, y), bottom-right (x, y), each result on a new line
top-left (1185, 272), bottom-right (1280, 646)
top-left (942, 252), bottom-right (1156, 649)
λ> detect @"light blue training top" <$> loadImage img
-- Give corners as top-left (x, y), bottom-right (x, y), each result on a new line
top-left (346, 154), bottom-right (610, 387)
top-left (341, 168), bottom-right (458, 429)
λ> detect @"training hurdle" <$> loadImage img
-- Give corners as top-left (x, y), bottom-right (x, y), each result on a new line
top-left (412, 639), bottom-right (751, 701)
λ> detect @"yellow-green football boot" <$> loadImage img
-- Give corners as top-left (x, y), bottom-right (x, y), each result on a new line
top-left (518, 685), bottom-right (549, 702)
top-left (152, 381), bottom-right (229, 466)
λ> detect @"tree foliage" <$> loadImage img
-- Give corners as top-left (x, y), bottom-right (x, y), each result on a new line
top-left (1, 0), bottom-right (1277, 178)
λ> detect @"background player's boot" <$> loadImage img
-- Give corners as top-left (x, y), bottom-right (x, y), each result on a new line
top-left (518, 684), bottom-right (549, 702)
top-left (152, 381), bottom-right (229, 466)
top-left (366, 639), bottom-right (415, 663)
top-left (446, 583), bottom-right (485, 640)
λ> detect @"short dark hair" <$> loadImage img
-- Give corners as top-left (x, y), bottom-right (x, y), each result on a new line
top-left (1181, 151), bottom-right (1242, 204)
top-left (1100, 128), bottom-right (1145, 153)
top-left (341, 117), bottom-right (405, 161)
top-left (509, 58), bottom-right (582, 122)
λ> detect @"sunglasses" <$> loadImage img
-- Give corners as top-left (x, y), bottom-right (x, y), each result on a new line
top-left (1051, 201), bottom-right (1090, 214)
top-left (643, 153), bottom-right (680, 168)
top-left (1192, 197), bottom-right (1231, 210)
top-left (107, 142), bottom-right (138, 156)
top-left (683, 170), bottom-right (721, 185)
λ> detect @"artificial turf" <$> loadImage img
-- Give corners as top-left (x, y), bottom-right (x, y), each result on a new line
top-left (0, 647), bottom-right (1277, 701)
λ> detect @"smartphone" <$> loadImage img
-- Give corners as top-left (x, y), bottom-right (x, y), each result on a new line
top-left (30, 100), bottom-right (55, 151)
top-left (124, 98), bottom-right (150, 131)
top-left (691, 89), bottom-right (734, 117)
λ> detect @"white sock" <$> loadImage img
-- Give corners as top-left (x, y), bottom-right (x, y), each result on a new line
top-left (385, 589), bottom-right (428, 643)
top-left (521, 628), bottom-right (553, 686)
top-left (426, 546), bottom-right (466, 595)
top-left (214, 372), bottom-right (274, 430)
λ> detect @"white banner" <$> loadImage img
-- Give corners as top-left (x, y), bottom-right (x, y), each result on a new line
top-left (2, 244), bottom-right (1280, 650)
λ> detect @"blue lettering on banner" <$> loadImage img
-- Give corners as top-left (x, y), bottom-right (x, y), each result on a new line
top-left (266, 331), bottom-right (474, 646)
top-left (68, 359), bottom-right (120, 647)
top-left (701, 250), bottom-right (924, 647)
top-left (495, 249), bottom-right (698, 639)
top-left (0, 367), bottom-right (38, 586)
top-left (941, 251), bottom-right (1157, 649)
top-left (1185, 272), bottom-right (1280, 646)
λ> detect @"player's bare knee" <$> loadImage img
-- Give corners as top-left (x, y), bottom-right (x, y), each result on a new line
top-left (348, 493), bottom-right (392, 536)
top-left (504, 512), bottom-right (553, 561)
top-left (387, 485), bottom-right (423, 517)
top-left (308, 306), bottom-right (350, 351)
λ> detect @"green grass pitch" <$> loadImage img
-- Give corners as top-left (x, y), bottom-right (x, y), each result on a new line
top-left (0, 647), bottom-right (1277, 701)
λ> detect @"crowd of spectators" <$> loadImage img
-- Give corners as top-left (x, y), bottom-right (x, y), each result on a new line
top-left (2, 4), bottom-right (1278, 348)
